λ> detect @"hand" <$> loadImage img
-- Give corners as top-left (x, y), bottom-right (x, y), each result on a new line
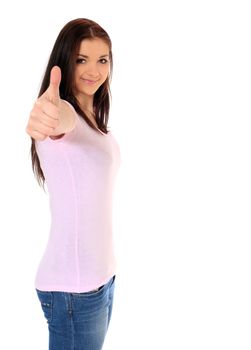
top-left (25, 66), bottom-right (62, 140)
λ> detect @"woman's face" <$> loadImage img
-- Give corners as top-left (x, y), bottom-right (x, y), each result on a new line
top-left (73, 38), bottom-right (110, 102)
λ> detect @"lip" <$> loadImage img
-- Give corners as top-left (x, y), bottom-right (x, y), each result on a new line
top-left (83, 79), bottom-right (98, 84)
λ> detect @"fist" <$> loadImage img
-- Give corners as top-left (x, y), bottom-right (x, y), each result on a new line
top-left (26, 66), bottom-right (62, 140)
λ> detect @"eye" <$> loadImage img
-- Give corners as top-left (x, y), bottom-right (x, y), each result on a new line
top-left (76, 58), bottom-right (86, 64)
top-left (99, 58), bottom-right (108, 64)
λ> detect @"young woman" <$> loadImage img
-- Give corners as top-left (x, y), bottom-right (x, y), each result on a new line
top-left (25, 18), bottom-right (121, 350)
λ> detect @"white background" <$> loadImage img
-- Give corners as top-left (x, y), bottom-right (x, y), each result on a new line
top-left (0, 0), bottom-right (250, 349)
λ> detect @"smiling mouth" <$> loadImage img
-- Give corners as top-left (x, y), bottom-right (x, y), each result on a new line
top-left (83, 79), bottom-right (98, 84)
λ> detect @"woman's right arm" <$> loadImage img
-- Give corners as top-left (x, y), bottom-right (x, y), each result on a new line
top-left (25, 66), bottom-right (77, 141)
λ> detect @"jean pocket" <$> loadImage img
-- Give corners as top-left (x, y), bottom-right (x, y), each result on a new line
top-left (36, 289), bottom-right (53, 323)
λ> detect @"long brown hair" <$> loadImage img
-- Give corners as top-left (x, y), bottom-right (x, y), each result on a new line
top-left (30, 18), bottom-right (113, 189)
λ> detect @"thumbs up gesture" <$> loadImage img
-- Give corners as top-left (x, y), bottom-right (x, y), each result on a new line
top-left (26, 66), bottom-right (76, 141)
top-left (44, 65), bottom-right (61, 106)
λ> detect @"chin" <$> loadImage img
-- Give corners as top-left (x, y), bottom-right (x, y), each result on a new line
top-left (83, 89), bottom-right (98, 96)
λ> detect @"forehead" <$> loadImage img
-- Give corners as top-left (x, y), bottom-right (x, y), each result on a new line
top-left (78, 38), bottom-right (109, 55)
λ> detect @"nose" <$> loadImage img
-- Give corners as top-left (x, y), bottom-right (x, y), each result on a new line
top-left (86, 63), bottom-right (100, 78)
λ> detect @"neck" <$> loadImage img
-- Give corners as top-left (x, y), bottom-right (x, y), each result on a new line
top-left (76, 95), bottom-right (94, 114)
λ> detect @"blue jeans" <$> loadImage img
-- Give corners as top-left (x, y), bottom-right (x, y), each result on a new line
top-left (36, 275), bottom-right (116, 350)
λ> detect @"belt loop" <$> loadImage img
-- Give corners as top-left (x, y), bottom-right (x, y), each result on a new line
top-left (64, 292), bottom-right (73, 318)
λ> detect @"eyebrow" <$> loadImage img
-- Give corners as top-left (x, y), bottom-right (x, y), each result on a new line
top-left (77, 54), bottom-right (109, 58)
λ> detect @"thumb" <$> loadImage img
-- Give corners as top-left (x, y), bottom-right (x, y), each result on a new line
top-left (46, 66), bottom-right (61, 104)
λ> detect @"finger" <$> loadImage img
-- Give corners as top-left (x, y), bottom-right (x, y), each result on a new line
top-left (28, 112), bottom-right (59, 134)
top-left (40, 111), bottom-right (60, 129)
top-left (26, 129), bottom-right (47, 141)
top-left (34, 99), bottom-right (60, 129)
top-left (36, 99), bottom-right (60, 120)
top-left (46, 66), bottom-right (61, 105)
top-left (27, 119), bottom-right (55, 136)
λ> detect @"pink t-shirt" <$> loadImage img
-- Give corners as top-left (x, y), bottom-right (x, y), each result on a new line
top-left (34, 112), bottom-right (121, 292)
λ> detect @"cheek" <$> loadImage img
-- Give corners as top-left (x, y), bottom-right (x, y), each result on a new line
top-left (74, 67), bottom-right (81, 79)
top-left (101, 64), bottom-right (110, 75)
top-left (100, 71), bottom-right (109, 85)
top-left (74, 69), bottom-right (84, 86)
